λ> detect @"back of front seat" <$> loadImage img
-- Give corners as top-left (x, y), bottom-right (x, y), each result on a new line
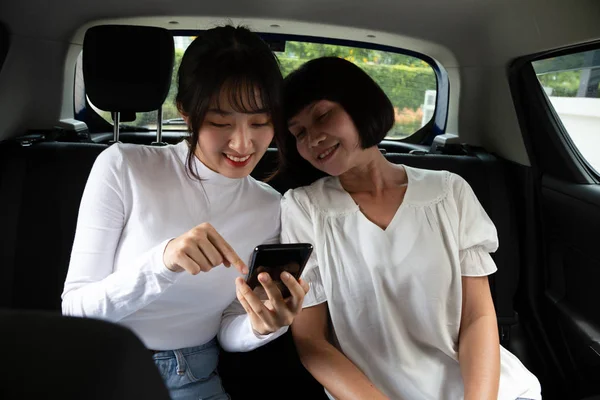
top-left (0, 309), bottom-right (170, 399)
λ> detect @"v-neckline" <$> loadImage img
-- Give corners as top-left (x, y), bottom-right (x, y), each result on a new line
top-left (335, 165), bottom-right (412, 233)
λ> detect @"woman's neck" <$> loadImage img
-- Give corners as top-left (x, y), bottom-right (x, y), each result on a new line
top-left (338, 147), bottom-right (406, 195)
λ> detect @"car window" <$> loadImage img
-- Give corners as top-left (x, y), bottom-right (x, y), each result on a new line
top-left (533, 49), bottom-right (600, 173)
top-left (79, 35), bottom-right (437, 140)
top-left (277, 41), bottom-right (437, 139)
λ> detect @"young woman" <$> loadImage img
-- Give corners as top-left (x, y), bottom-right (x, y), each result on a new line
top-left (62, 25), bottom-right (308, 400)
top-left (275, 56), bottom-right (541, 400)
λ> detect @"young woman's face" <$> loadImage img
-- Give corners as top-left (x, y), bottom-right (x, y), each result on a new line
top-left (193, 87), bottom-right (274, 179)
top-left (287, 100), bottom-right (362, 176)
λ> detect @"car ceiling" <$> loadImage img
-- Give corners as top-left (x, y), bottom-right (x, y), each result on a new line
top-left (2, 0), bottom-right (599, 65)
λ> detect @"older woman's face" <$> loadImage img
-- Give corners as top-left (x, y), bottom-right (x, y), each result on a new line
top-left (287, 100), bottom-right (362, 176)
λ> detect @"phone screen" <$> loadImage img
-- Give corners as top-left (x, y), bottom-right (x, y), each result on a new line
top-left (246, 243), bottom-right (313, 298)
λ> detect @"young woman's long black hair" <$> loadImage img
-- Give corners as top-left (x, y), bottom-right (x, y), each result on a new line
top-left (176, 25), bottom-right (284, 180)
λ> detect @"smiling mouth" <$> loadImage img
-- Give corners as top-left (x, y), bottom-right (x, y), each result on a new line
top-left (225, 154), bottom-right (251, 163)
top-left (317, 143), bottom-right (339, 161)
top-left (223, 153), bottom-right (252, 167)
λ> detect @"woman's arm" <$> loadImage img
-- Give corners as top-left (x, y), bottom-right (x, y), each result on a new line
top-left (458, 276), bottom-right (500, 400)
top-left (292, 302), bottom-right (389, 400)
top-left (62, 147), bottom-right (181, 321)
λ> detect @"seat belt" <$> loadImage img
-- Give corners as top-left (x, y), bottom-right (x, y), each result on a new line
top-left (473, 151), bottom-right (519, 344)
top-left (0, 145), bottom-right (27, 309)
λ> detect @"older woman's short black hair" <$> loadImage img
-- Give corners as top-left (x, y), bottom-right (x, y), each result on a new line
top-left (283, 57), bottom-right (394, 148)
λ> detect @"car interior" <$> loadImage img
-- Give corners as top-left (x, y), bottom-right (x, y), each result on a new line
top-left (0, 0), bottom-right (599, 399)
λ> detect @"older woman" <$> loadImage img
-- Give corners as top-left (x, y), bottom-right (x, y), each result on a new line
top-left (275, 56), bottom-right (541, 400)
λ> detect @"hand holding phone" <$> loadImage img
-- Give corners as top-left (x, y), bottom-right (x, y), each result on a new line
top-left (245, 243), bottom-right (312, 298)
top-left (235, 243), bottom-right (313, 335)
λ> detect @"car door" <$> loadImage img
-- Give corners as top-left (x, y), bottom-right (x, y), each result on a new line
top-left (510, 45), bottom-right (600, 400)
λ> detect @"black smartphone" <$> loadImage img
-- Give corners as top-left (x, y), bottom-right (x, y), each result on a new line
top-left (246, 243), bottom-right (313, 298)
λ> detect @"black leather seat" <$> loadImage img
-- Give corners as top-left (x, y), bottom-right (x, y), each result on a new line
top-left (0, 309), bottom-right (170, 399)
top-left (0, 141), bottom-right (107, 311)
top-left (0, 143), bottom-right (524, 399)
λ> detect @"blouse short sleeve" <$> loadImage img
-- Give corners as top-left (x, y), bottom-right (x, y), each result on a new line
top-left (280, 189), bottom-right (327, 308)
top-left (452, 174), bottom-right (499, 277)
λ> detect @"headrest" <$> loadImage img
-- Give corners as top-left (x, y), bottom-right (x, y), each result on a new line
top-left (83, 25), bottom-right (174, 114)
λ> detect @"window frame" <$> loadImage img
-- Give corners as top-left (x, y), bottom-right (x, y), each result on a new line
top-left (509, 40), bottom-right (600, 184)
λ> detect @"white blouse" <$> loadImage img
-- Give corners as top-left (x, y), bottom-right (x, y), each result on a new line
top-left (281, 165), bottom-right (541, 400)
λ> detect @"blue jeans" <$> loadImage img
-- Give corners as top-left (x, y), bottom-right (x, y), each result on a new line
top-left (152, 338), bottom-right (229, 400)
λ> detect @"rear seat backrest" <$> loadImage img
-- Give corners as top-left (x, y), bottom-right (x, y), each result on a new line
top-left (0, 142), bottom-right (106, 310)
top-left (0, 141), bottom-right (519, 399)
top-left (1, 143), bottom-right (519, 324)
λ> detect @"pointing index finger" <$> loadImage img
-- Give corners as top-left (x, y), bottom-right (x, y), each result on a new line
top-left (206, 228), bottom-right (248, 274)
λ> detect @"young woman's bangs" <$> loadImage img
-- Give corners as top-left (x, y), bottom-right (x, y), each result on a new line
top-left (213, 73), bottom-right (274, 115)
